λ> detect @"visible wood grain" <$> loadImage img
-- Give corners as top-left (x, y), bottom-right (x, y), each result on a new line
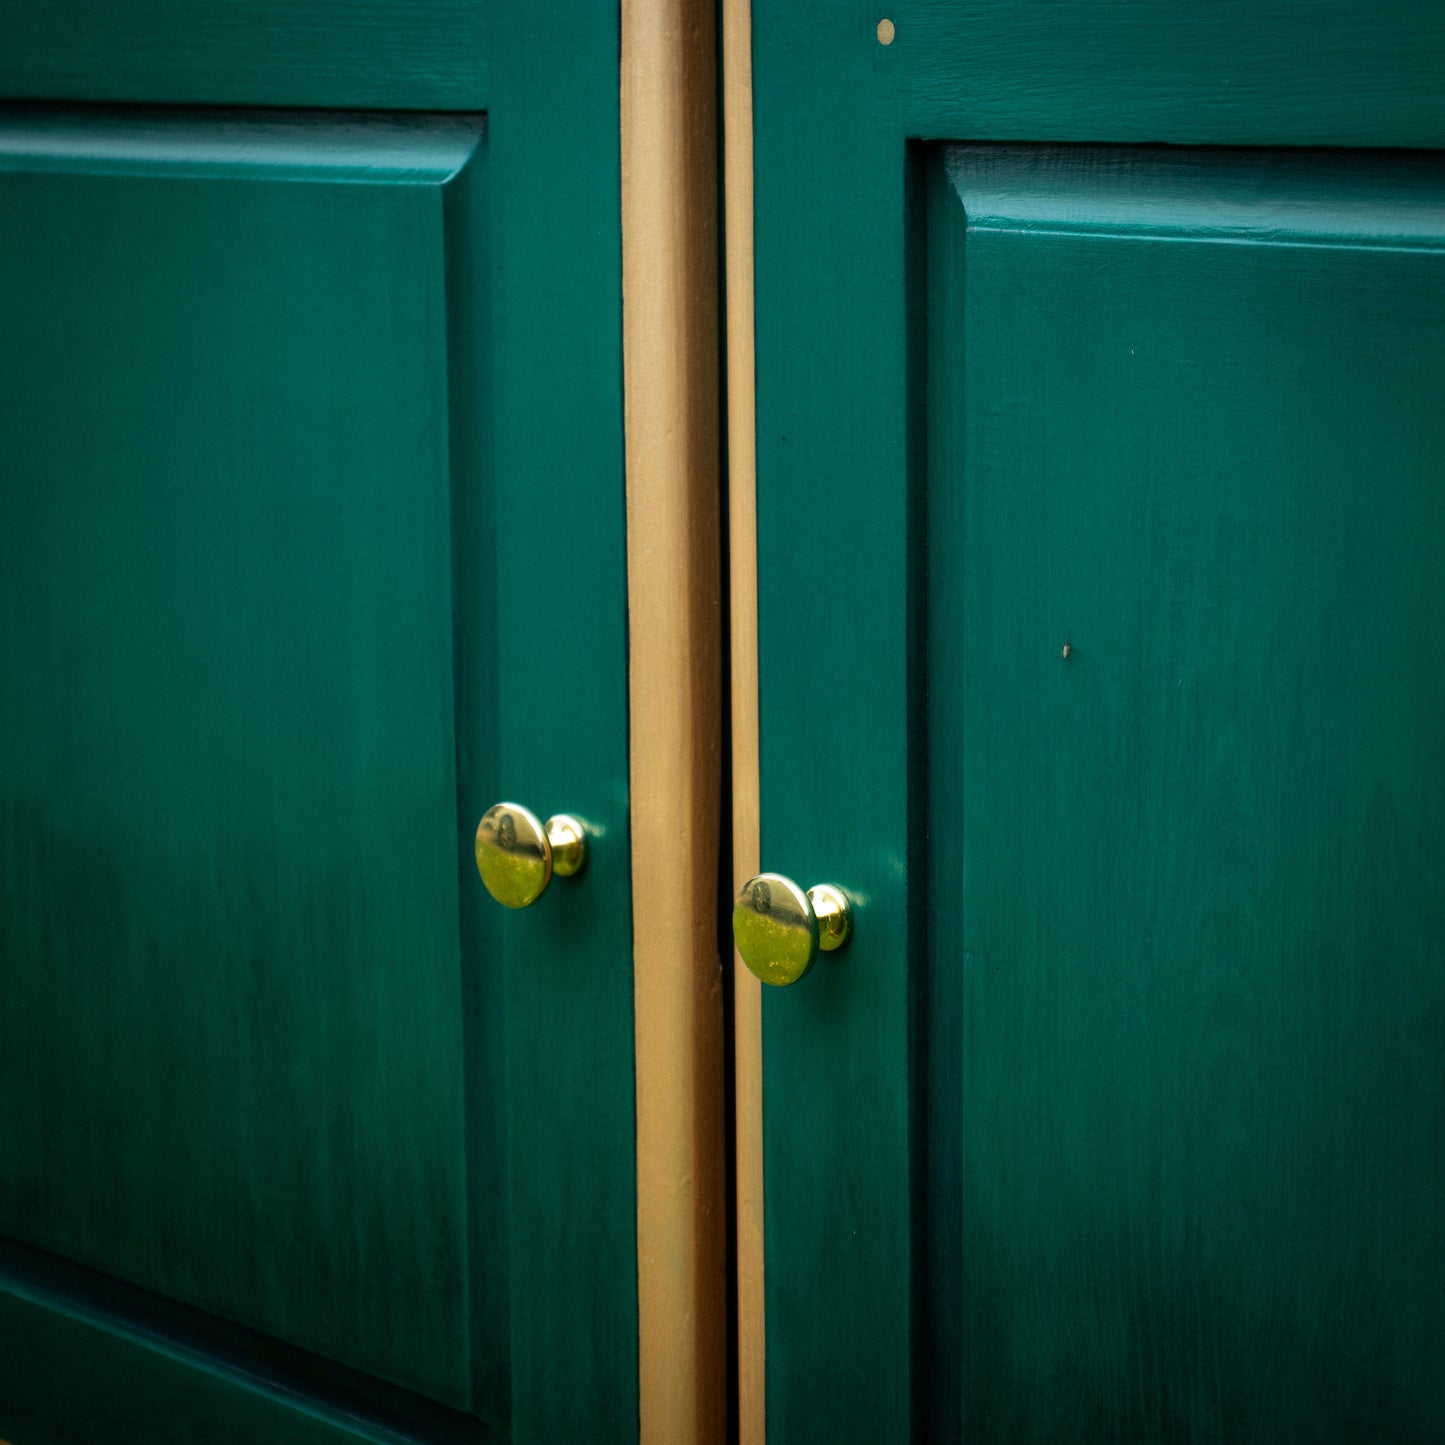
top-left (752, 13), bottom-right (915, 1440)
top-left (0, 1238), bottom-right (490, 1443)
top-left (751, 2), bottom-right (1445, 1440)
top-left (0, 0), bottom-right (489, 110)
top-left (756, 1), bottom-right (1445, 148)
top-left (722, 0), bottom-right (766, 1437)
top-left (621, 0), bottom-right (728, 1440)
top-left (933, 145), bottom-right (1445, 1439)
top-left (485, 5), bottom-right (639, 1439)
top-left (0, 111), bottom-right (483, 1409)
top-left (0, 0), bottom-right (641, 1428)
top-left (904, 0), bottom-right (1445, 145)
top-left (0, 1283), bottom-right (425, 1445)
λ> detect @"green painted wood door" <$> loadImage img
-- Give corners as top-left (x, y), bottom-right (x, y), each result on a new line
top-left (751, 5), bottom-right (1445, 1440)
top-left (0, 9), bottom-right (635, 1444)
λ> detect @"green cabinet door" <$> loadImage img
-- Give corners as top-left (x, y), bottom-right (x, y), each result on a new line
top-left (0, 9), bottom-right (634, 1444)
top-left (750, 5), bottom-right (1445, 1441)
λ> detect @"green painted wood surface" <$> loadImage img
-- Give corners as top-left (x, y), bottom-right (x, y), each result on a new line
top-left (0, 109), bottom-right (484, 1410)
top-left (0, 1241), bottom-right (488, 1444)
top-left (933, 145), bottom-right (1445, 1440)
top-left (0, 1290), bottom-right (426, 1445)
top-left (752, 4), bottom-right (1445, 1441)
top-left (0, 1), bottom-right (637, 1430)
top-left (901, 0), bottom-right (1445, 146)
top-left (0, 1), bottom-right (490, 111)
top-left (482, 4), bottom-right (636, 1438)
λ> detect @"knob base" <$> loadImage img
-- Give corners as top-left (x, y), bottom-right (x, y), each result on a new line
top-left (808, 884), bottom-right (853, 952)
top-left (546, 814), bottom-right (588, 878)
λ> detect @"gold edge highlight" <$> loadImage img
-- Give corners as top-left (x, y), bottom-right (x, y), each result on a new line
top-left (620, 0), bottom-right (728, 1441)
top-left (722, 0), bottom-right (765, 1439)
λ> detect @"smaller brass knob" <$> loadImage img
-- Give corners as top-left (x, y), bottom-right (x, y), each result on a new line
top-left (733, 873), bottom-right (853, 987)
top-left (475, 802), bottom-right (588, 909)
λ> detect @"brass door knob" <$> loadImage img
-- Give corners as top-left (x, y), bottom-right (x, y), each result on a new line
top-left (732, 873), bottom-right (853, 987)
top-left (474, 802), bottom-right (587, 909)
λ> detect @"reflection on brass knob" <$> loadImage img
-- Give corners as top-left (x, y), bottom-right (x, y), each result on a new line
top-left (474, 802), bottom-right (588, 909)
top-left (732, 872), bottom-right (853, 987)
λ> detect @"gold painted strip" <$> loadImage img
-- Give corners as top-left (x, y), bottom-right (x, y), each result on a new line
top-left (722, 0), bottom-right (765, 1438)
top-left (620, 2), bottom-right (727, 1442)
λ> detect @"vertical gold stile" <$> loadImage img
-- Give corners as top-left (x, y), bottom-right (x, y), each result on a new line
top-left (722, 0), bottom-right (766, 1439)
top-left (620, 1), bottom-right (728, 1441)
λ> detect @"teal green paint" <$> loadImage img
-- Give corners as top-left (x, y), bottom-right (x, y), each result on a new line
top-left (0, 115), bottom-right (479, 1408)
top-left (0, 1287), bottom-right (438, 1445)
top-left (753, 12), bottom-right (915, 1442)
top-left (485, 3), bottom-right (636, 1440)
top-left (931, 145), bottom-right (1445, 1441)
top-left (752, 4), bottom-right (1445, 1441)
top-left (0, 107), bottom-right (487, 183)
top-left (0, 1), bottom-right (635, 1435)
top-left (0, 1), bottom-right (490, 111)
top-left (0, 1241), bottom-right (490, 1444)
top-left (936, 145), bottom-right (1445, 247)
top-left (900, 0), bottom-right (1445, 146)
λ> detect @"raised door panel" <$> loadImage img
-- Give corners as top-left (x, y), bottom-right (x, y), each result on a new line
top-left (0, 108), bottom-right (487, 1414)
top-left (930, 146), bottom-right (1445, 1440)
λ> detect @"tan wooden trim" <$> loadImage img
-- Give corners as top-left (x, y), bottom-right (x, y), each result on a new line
top-left (722, 0), bottom-right (765, 1438)
top-left (620, 1), bottom-right (727, 1441)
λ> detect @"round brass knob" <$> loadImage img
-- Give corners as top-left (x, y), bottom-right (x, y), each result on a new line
top-left (732, 872), bottom-right (853, 987)
top-left (474, 802), bottom-right (588, 909)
